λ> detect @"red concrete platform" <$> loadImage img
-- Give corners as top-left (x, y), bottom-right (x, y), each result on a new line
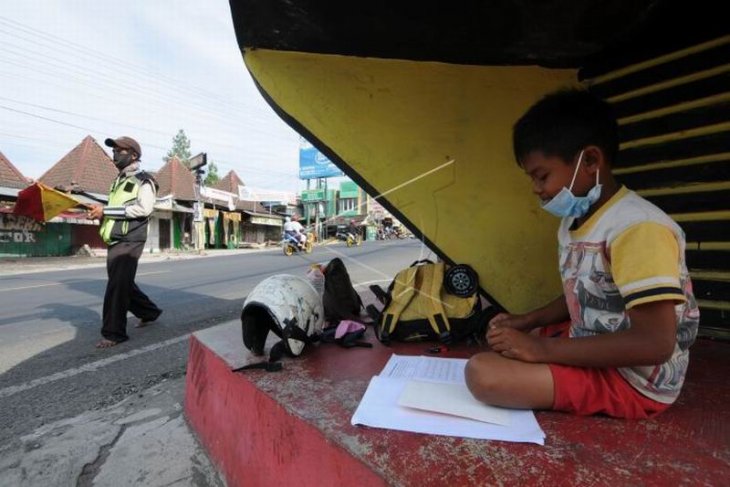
top-left (185, 321), bottom-right (729, 486)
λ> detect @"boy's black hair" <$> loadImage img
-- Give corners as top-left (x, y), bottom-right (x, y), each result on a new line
top-left (513, 89), bottom-right (619, 166)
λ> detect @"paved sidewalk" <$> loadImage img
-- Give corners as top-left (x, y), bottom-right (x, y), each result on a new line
top-left (0, 247), bottom-right (275, 276)
top-left (0, 374), bottom-right (226, 487)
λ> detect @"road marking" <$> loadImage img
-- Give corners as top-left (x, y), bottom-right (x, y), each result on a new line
top-left (0, 333), bottom-right (191, 399)
top-left (220, 292), bottom-right (246, 300)
top-left (0, 270), bottom-right (167, 292)
top-left (0, 282), bottom-right (61, 292)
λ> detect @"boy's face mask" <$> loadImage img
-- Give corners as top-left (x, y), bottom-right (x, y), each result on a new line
top-left (541, 150), bottom-right (602, 218)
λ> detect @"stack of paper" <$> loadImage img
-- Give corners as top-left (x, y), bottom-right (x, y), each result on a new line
top-left (350, 354), bottom-right (546, 445)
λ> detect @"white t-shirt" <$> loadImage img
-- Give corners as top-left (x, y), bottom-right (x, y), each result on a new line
top-left (558, 186), bottom-right (700, 403)
top-left (283, 221), bottom-right (303, 233)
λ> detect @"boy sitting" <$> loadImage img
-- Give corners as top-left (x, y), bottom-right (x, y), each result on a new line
top-left (465, 89), bottom-right (699, 419)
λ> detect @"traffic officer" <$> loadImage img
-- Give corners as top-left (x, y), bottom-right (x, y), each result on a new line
top-left (88, 136), bottom-right (162, 348)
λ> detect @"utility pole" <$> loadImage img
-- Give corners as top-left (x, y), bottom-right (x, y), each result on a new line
top-left (306, 178), bottom-right (311, 230)
top-left (190, 152), bottom-right (207, 252)
top-left (314, 177), bottom-right (320, 243)
top-left (323, 176), bottom-right (328, 241)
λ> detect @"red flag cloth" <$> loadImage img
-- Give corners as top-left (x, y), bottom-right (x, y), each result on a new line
top-left (13, 182), bottom-right (81, 222)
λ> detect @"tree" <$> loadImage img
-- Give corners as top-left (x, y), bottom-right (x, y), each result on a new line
top-left (164, 129), bottom-right (192, 167)
top-left (204, 161), bottom-right (220, 185)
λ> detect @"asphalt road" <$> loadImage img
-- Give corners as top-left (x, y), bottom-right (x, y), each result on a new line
top-left (0, 239), bottom-right (430, 446)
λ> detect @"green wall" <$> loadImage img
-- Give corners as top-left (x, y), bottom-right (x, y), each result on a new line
top-left (0, 214), bottom-right (72, 257)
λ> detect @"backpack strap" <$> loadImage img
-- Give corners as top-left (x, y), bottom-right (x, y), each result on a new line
top-left (369, 284), bottom-right (389, 304)
top-left (365, 304), bottom-right (381, 323)
top-left (232, 338), bottom-right (285, 373)
top-left (377, 266), bottom-right (419, 343)
top-left (419, 262), bottom-right (453, 343)
top-left (235, 318), bottom-right (318, 373)
top-left (232, 361), bottom-right (283, 372)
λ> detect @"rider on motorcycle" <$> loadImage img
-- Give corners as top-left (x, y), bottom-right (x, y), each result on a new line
top-left (347, 220), bottom-right (359, 242)
top-left (283, 215), bottom-right (307, 249)
top-left (347, 220), bottom-right (360, 243)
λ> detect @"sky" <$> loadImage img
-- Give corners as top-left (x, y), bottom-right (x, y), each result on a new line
top-left (0, 0), bottom-right (307, 192)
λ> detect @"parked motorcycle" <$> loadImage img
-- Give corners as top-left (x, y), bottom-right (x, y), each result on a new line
top-left (381, 226), bottom-right (406, 240)
top-left (282, 233), bottom-right (313, 256)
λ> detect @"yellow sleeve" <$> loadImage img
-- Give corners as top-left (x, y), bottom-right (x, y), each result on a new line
top-left (610, 222), bottom-right (686, 309)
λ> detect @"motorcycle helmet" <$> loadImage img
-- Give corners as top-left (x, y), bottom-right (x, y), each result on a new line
top-left (241, 274), bottom-right (324, 358)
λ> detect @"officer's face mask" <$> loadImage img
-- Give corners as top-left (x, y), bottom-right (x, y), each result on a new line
top-left (541, 150), bottom-right (602, 218)
top-left (113, 150), bottom-right (135, 169)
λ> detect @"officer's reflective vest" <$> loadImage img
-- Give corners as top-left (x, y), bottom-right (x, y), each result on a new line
top-left (100, 173), bottom-right (154, 244)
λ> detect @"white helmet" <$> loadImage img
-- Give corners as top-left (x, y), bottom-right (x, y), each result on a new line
top-left (241, 274), bottom-right (324, 358)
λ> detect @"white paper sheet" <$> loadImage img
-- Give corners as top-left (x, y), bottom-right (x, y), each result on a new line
top-left (352, 376), bottom-right (545, 444)
top-left (380, 354), bottom-right (467, 384)
top-left (398, 380), bottom-right (511, 426)
top-left (351, 354), bottom-right (546, 445)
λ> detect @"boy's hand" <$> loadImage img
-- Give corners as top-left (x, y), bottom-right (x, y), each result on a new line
top-left (487, 327), bottom-right (547, 363)
top-left (488, 312), bottom-right (535, 332)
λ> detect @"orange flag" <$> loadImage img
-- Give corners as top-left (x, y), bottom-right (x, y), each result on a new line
top-left (13, 182), bottom-right (83, 222)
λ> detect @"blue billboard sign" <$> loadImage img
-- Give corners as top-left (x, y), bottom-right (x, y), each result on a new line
top-left (299, 141), bottom-right (344, 179)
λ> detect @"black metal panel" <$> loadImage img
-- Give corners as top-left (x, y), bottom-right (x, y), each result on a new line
top-left (617, 160), bottom-right (730, 190)
top-left (579, 0), bottom-right (728, 80)
top-left (589, 44), bottom-right (730, 99)
top-left (697, 307), bottom-right (730, 331)
top-left (618, 103), bottom-right (730, 143)
top-left (678, 220), bottom-right (730, 242)
top-left (687, 250), bottom-right (730, 271)
top-left (229, 0), bottom-right (726, 68)
top-left (645, 189), bottom-right (730, 214)
top-left (692, 279), bottom-right (730, 301)
top-left (616, 131), bottom-right (730, 167)
top-left (611, 73), bottom-right (730, 119)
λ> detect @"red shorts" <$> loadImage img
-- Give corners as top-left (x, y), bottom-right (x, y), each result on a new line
top-left (541, 322), bottom-right (670, 419)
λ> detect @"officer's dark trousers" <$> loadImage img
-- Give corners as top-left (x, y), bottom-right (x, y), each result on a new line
top-left (102, 241), bottom-right (161, 342)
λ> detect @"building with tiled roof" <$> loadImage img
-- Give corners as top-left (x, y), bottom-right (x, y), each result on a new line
top-left (38, 136), bottom-right (117, 195)
top-left (205, 169), bottom-right (283, 245)
top-left (0, 150), bottom-right (28, 189)
top-left (156, 156), bottom-right (197, 202)
top-left (236, 196), bottom-right (283, 245)
top-left (235, 198), bottom-right (271, 215)
top-left (211, 170), bottom-right (245, 195)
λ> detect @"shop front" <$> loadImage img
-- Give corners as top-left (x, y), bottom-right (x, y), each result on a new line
top-left (241, 211), bottom-right (282, 244)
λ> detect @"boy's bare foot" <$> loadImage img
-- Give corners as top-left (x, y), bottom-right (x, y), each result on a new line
top-left (95, 338), bottom-right (120, 348)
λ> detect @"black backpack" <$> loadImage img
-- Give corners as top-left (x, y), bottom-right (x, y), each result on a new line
top-left (322, 258), bottom-right (363, 324)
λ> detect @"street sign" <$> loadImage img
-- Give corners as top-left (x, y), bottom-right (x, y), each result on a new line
top-left (193, 202), bottom-right (204, 222)
top-left (300, 189), bottom-right (325, 202)
top-left (298, 141), bottom-right (343, 179)
top-left (189, 152), bottom-right (207, 170)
